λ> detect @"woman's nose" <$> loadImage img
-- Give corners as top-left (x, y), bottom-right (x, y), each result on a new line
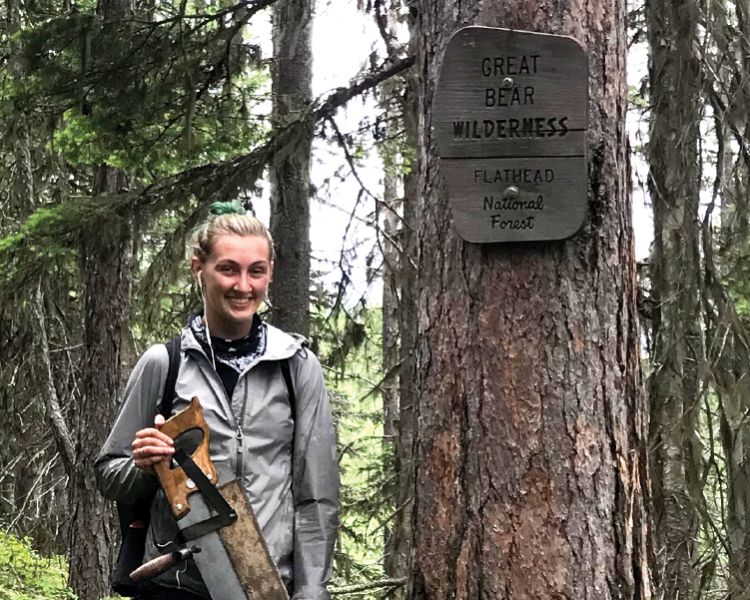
top-left (234, 273), bottom-right (253, 293)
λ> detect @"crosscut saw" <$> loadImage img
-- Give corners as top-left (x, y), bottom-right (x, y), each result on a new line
top-left (131, 397), bottom-right (289, 600)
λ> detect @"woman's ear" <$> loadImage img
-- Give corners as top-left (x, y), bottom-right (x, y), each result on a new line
top-left (190, 257), bottom-right (203, 287)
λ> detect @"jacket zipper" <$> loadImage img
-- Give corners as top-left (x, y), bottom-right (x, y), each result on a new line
top-left (189, 348), bottom-right (245, 480)
top-left (235, 376), bottom-right (252, 480)
top-left (235, 425), bottom-right (244, 479)
top-left (189, 346), bottom-right (278, 482)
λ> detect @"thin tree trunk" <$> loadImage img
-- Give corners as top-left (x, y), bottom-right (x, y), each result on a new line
top-left (387, 27), bottom-right (419, 598)
top-left (32, 284), bottom-right (76, 476)
top-left (715, 324), bottom-right (750, 598)
top-left (705, 38), bottom-right (750, 598)
top-left (411, 1), bottom-right (651, 598)
top-left (382, 120), bottom-right (400, 574)
top-left (645, 0), bottom-right (704, 596)
top-left (269, 0), bottom-right (314, 337)
top-left (0, 0), bottom-right (67, 550)
top-left (389, 21), bottom-right (421, 600)
top-left (378, 5), bottom-right (409, 576)
top-left (717, 6), bottom-right (750, 595)
top-left (1, 0), bottom-right (35, 525)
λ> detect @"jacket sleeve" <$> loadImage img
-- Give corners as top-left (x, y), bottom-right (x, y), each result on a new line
top-left (291, 350), bottom-right (340, 600)
top-left (94, 343), bottom-right (169, 503)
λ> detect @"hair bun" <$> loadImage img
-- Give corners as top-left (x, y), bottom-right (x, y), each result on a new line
top-left (209, 200), bottom-right (246, 216)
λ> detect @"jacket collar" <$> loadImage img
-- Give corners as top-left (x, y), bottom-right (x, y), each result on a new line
top-left (180, 319), bottom-right (302, 363)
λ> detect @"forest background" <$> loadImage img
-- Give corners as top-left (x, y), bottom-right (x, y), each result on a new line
top-left (0, 0), bottom-right (743, 599)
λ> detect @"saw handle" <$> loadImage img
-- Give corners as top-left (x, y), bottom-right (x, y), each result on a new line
top-left (154, 397), bottom-right (217, 519)
top-left (130, 547), bottom-right (201, 583)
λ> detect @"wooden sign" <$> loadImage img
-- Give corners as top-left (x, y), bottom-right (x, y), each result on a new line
top-left (434, 27), bottom-right (588, 243)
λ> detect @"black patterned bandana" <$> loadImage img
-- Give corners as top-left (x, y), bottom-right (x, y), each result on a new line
top-left (189, 313), bottom-right (267, 373)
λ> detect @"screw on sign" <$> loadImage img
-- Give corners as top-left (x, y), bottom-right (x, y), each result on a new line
top-left (434, 27), bottom-right (589, 243)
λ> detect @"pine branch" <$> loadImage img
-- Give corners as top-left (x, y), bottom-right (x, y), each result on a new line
top-left (130, 54), bottom-right (416, 214)
top-left (0, 54), bottom-right (415, 296)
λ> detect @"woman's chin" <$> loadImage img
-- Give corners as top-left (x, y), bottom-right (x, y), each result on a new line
top-left (225, 303), bottom-right (257, 322)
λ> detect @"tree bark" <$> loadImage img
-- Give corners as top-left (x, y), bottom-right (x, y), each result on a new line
top-left (645, 0), bottom-right (704, 596)
top-left (411, 1), bottom-right (651, 598)
top-left (710, 7), bottom-right (750, 596)
top-left (69, 165), bottom-right (132, 600)
top-left (386, 17), bottom-right (420, 596)
top-left (269, 0), bottom-right (314, 337)
top-left (68, 3), bottom-right (135, 596)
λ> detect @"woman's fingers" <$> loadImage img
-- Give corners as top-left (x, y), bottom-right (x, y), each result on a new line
top-left (135, 427), bottom-right (174, 446)
top-left (132, 418), bottom-right (174, 471)
top-left (134, 444), bottom-right (174, 459)
top-left (132, 442), bottom-right (174, 471)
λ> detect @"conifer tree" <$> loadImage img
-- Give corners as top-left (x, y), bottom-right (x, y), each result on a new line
top-left (411, 0), bottom-right (651, 596)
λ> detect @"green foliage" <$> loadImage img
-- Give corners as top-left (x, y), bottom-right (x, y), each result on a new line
top-left (627, 83), bottom-right (648, 109)
top-left (717, 239), bottom-right (750, 318)
top-left (0, 3), bottom-right (274, 298)
top-left (129, 199), bottom-right (207, 345)
top-left (312, 303), bottom-right (393, 588)
top-left (0, 531), bottom-right (75, 600)
top-left (0, 198), bottom-right (105, 297)
top-left (8, 6), bottom-right (269, 177)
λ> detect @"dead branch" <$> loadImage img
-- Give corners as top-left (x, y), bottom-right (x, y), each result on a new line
top-left (330, 577), bottom-right (406, 596)
top-left (30, 283), bottom-right (75, 475)
top-left (131, 54), bottom-right (416, 213)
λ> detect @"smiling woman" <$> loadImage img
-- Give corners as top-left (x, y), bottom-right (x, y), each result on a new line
top-left (95, 203), bottom-right (340, 600)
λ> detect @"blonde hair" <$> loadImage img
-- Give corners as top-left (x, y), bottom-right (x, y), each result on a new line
top-left (192, 214), bottom-right (274, 263)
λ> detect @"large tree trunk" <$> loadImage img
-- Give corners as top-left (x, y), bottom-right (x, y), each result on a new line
top-left (645, 0), bottom-right (704, 596)
top-left (410, 1), bottom-right (651, 598)
top-left (69, 165), bottom-right (132, 600)
top-left (269, 0), bottom-right (314, 337)
top-left (67, 3), bottom-right (134, 597)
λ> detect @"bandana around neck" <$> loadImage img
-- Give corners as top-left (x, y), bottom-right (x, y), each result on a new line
top-left (189, 313), bottom-right (267, 373)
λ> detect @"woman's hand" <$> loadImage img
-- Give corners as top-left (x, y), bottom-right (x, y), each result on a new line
top-left (132, 414), bottom-right (175, 473)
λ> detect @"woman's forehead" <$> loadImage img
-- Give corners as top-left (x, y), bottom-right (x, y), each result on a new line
top-left (211, 234), bottom-right (271, 261)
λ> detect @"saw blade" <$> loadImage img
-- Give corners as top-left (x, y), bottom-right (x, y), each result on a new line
top-left (218, 481), bottom-right (289, 600)
top-left (178, 482), bottom-right (289, 600)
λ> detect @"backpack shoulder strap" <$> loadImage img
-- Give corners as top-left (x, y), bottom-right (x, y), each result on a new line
top-left (160, 335), bottom-right (181, 417)
top-left (280, 359), bottom-right (296, 422)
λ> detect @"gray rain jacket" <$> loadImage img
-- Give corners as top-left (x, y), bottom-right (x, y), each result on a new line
top-left (95, 323), bottom-right (339, 599)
